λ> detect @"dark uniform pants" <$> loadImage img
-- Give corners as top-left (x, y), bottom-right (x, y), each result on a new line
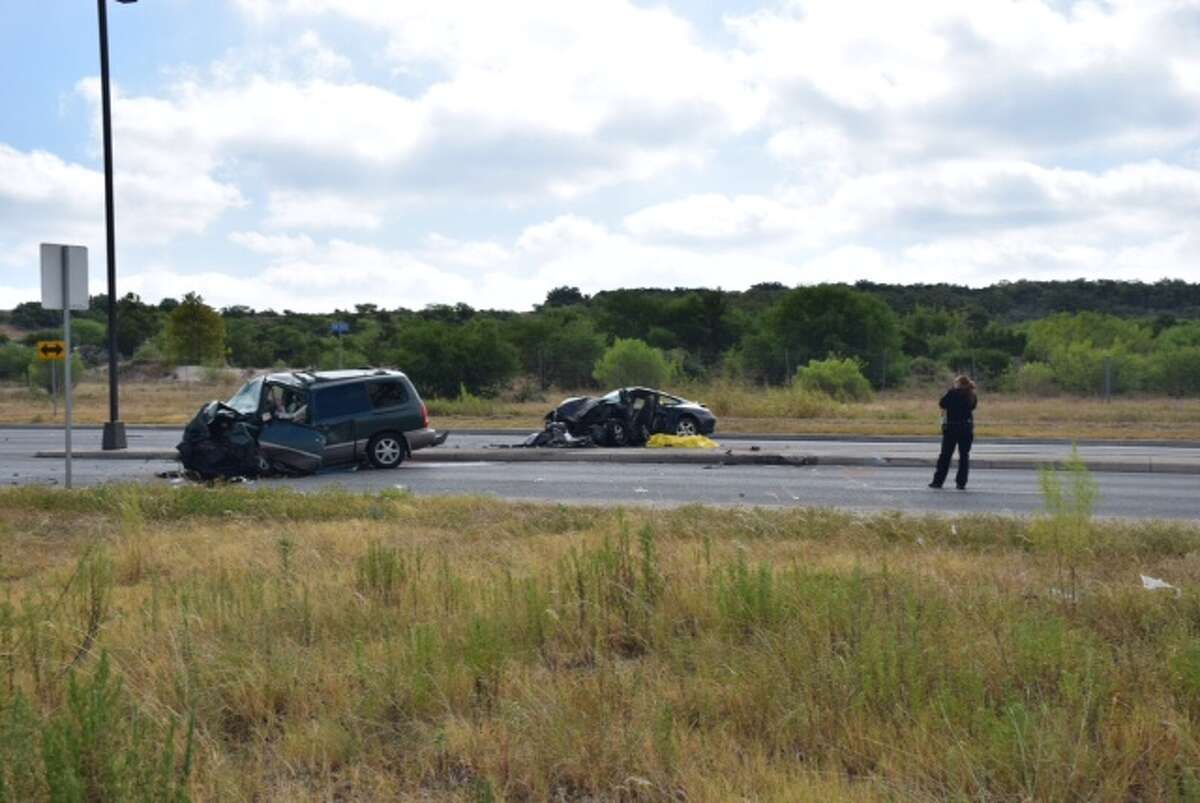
top-left (933, 422), bottom-right (974, 488)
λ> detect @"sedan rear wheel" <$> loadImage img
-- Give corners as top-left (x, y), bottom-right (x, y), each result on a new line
top-left (367, 432), bottom-right (405, 469)
top-left (606, 420), bottom-right (629, 447)
top-left (675, 416), bottom-right (699, 437)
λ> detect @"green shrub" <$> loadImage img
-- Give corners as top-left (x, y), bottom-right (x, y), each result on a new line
top-left (793, 356), bottom-right (872, 402)
top-left (942, 347), bottom-right (1012, 383)
top-left (131, 335), bottom-right (175, 369)
top-left (426, 384), bottom-right (498, 417)
top-left (593, 338), bottom-right (671, 388)
top-left (1147, 347), bottom-right (1200, 396)
top-left (70, 318), bottom-right (107, 349)
top-left (906, 356), bottom-right (946, 387)
top-left (1011, 361), bottom-right (1057, 396)
top-left (1048, 343), bottom-right (1148, 394)
top-left (0, 342), bottom-right (33, 381)
top-left (26, 354), bottom-right (85, 393)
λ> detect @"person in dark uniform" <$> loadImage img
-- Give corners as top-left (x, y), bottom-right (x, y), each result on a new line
top-left (929, 375), bottom-right (977, 490)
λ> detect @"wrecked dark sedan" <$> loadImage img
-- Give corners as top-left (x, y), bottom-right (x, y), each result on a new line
top-left (544, 387), bottom-right (716, 447)
top-left (178, 369), bottom-right (446, 478)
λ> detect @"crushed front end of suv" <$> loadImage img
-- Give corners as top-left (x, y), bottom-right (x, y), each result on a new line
top-left (534, 386), bottom-right (716, 447)
top-left (178, 369), bottom-right (447, 479)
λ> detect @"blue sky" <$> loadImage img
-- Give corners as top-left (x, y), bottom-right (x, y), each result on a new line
top-left (2, 0), bottom-right (1198, 312)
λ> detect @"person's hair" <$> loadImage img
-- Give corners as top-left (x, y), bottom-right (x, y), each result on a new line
top-left (954, 374), bottom-right (977, 404)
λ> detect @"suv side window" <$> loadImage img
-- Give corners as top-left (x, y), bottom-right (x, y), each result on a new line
top-left (313, 383), bottom-right (371, 421)
top-left (368, 380), bottom-right (409, 409)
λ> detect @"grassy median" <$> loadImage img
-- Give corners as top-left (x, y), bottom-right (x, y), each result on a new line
top-left (1, 485), bottom-right (1198, 800)
top-left (4, 379), bottom-right (1200, 440)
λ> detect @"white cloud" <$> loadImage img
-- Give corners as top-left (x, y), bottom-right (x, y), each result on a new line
top-left (218, 0), bottom-right (766, 202)
top-left (623, 194), bottom-right (808, 242)
top-left (0, 141), bottom-right (241, 274)
top-left (732, 0), bottom-right (1200, 162)
top-left (229, 231), bottom-right (316, 257)
top-left (264, 190), bottom-right (382, 230)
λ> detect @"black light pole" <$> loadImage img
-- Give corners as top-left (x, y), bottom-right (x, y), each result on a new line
top-left (97, 0), bottom-right (136, 450)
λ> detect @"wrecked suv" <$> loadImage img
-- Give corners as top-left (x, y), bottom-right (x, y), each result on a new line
top-left (178, 369), bottom-right (446, 478)
top-left (544, 386), bottom-right (716, 447)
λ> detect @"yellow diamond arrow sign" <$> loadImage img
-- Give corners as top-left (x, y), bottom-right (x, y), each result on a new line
top-left (36, 340), bottom-right (66, 361)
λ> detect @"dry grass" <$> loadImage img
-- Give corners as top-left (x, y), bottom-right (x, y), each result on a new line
top-left (4, 379), bottom-right (1200, 440)
top-left (1, 485), bottom-right (1199, 801)
top-left (0, 379), bottom-right (244, 425)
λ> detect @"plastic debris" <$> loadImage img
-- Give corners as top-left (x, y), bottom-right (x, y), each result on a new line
top-left (645, 434), bottom-right (719, 449)
top-left (1141, 575), bottom-right (1180, 596)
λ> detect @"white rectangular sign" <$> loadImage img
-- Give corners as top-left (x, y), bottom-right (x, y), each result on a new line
top-left (40, 244), bottom-right (89, 310)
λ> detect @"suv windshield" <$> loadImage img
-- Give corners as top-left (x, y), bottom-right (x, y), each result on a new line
top-left (226, 378), bottom-right (264, 414)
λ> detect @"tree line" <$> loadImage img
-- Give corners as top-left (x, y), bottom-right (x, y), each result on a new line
top-left (1, 279), bottom-right (1198, 397)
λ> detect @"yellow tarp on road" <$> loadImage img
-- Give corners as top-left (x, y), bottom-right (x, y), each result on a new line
top-left (645, 434), bottom-right (719, 449)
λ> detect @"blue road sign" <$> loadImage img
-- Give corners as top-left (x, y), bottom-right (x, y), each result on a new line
top-left (331, 322), bottom-right (350, 335)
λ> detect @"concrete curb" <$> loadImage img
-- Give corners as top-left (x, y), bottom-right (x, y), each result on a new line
top-left (7, 424), bottom-right (1199, 449)
top-left (34, 447), bottom-right (1198, 474)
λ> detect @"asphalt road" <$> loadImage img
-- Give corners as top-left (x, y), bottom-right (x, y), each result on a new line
top-left (3, 427), bottom-right (1198, 520)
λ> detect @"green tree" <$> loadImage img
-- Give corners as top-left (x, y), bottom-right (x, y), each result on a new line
top-left (747, 285), bottom-right (902, 386)
top-left (509, 309), bottom-right (605, 389)
top-left (592, 338), bottom-right (671, 388)
top-left (115, 293), bottom-right (164, 357)
top-left (543, 286), bottom-right (587, 307)
top-left (224, 318), bottom-right (275, 368)
top-left (164, 292), bottom-right (226, 365)
top-left (9, 301), bottom-right (60, 329)
top-left (388, 318), bottom-right (519, 397)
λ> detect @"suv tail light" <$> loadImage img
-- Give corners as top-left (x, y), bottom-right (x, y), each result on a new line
top-left (421, 401), bottom-right (429, 428)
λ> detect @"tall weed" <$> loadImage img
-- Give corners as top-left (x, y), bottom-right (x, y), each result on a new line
top-left (1032, 448), bottom-right (1099, 603)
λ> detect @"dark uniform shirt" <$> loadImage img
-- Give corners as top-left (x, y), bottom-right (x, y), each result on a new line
top-left (939, 387), bottom-right (977, 424)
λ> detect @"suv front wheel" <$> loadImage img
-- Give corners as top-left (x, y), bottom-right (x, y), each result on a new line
top-left (367, 432), bottom-right (406, 469)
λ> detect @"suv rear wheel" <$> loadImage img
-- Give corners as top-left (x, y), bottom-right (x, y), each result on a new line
top-left (367, 432), bottom-right (406, 469)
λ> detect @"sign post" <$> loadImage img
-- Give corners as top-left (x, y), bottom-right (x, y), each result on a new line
top-left (331, 321), bottom-right (350, 369)
top-left (40, 244), bottom-right (88, 489)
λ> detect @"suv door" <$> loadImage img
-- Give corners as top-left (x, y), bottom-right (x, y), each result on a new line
top-left (257, 382), bottom-right (325, 473)
top-left (310, 382), bottom-right (372, 465)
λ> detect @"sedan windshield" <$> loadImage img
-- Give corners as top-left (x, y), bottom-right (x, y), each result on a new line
top-left (226, 377), bottom-right (264, 414)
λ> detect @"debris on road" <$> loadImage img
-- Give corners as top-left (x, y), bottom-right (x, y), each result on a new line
top-left (520, 421), bottom-right (593, 448)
